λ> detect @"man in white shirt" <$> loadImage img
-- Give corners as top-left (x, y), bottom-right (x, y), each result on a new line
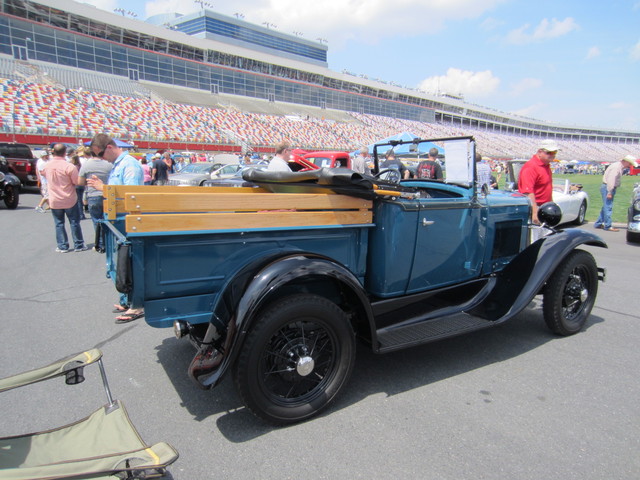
top-left (267, 141), bottom-right (292, 172)
top-left (594, 154), bottom-right (638, 231)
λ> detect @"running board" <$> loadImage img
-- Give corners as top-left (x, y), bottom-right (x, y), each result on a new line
top-left (376, 312), bottom-right (493, 353)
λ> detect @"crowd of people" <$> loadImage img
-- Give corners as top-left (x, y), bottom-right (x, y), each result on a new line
top-left (2, 77), bottom-right (637, 164)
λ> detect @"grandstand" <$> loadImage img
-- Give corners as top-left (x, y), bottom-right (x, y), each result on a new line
top-left (1, 0), bottom-right (639, 161)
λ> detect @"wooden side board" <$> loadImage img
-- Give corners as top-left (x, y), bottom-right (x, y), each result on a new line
top-left (105, 185), bottom-right (373, 233)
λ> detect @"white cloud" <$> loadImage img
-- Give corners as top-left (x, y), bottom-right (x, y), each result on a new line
top-left (418, 68), bottom-right (500, 98)
top-left (609, 101), bottom-right (632, 110)
top-left (509, 77), bottom-right (542, 97)
top-left (506, 17), bottom-right (579, 45)
top-left (586, 46), bottom-right (600, 60)
top-left (479, 16), bottom-right (503, 31)
top-left (630, 40), bottom-right (640, 61)
top-left (141, 0), bottom-right (505, 47)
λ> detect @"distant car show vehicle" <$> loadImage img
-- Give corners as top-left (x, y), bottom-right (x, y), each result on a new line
top-left (506, 160), bottom-right (589, 225)
top-left (203, 165), bottom-right (267, 188)
top-left (627, 182), bottom-right (640, 243)
top-left (168, 162), bottom-right (224, 186)
top-left (0, 142), bottom-right (38, 187)
top-left (0, 155), bottom-right (20, 209)
top-left (302, 151), bottom-right (351, 169)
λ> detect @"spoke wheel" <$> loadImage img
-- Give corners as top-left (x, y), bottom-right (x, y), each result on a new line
top-left (543, 250), bottom-right (598, 335)
top-left (234, 294), bottom-right (355, 425)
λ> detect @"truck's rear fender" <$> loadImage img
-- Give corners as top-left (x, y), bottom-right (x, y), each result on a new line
top-left (196, 254), bottom-right (375, 389)
top-left (470, 228), bottom-right (607, 321)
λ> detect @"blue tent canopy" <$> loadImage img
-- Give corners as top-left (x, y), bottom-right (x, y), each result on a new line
top-left (353, 132), bottom-right (445, 157)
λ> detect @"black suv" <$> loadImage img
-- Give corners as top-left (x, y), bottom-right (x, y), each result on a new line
top-left (0, 143), bottom-right (38, 187)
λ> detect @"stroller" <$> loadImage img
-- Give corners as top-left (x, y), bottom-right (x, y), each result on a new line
top-left (0, 349), bottom-right (178, 479)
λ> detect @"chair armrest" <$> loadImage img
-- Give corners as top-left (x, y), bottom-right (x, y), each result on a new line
top-left (0, 349), bottom-right (102, 393)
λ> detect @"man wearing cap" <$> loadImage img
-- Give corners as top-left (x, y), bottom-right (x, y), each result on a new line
top-left (518, 140), bottom-right (558, 241)
top-left (594, 154), bottom-right (638, 232)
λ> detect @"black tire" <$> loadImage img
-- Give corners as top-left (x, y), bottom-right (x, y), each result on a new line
top-left (627, 230), bottom-right (640, 243)
top-left (234, 294), bottom-right (356, 425)
top-left (573, 201), bottom-right (586, 225)
top-left (543, 250), bottom-right (598, 336)
top-left (3, 185), bottom-right (19, 209)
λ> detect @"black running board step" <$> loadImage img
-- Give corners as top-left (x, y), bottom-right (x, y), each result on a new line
top-left (376, 312), bottom-right (493, 353)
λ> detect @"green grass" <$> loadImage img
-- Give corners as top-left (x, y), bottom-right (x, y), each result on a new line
top-left (495, 173), bottom-right (638, 224)
top-left (554, 174), bottom-right (638, 225)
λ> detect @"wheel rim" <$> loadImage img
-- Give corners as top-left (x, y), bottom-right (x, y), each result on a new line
top-left (562, 265), bottom-right (592, 321)
top-left (258, 320), bottom-right (338, 406)
top-left (6, 186), bottom-right (15, 204)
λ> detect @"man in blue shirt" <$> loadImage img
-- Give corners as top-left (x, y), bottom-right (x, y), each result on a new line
top-left (87, 133), bottom-right (144, 324)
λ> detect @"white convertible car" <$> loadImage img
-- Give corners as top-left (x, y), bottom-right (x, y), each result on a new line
top-left (506, 160), bottom-right (589, 226)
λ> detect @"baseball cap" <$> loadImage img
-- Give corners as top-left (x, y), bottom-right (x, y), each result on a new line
top-left (538, 139), bottom-right (559, 153)
top-left (622, 154), bottom-right (638, 167)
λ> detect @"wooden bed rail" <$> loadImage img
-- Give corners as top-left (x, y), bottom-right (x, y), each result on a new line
top-left (104, 185), bottom-right (373, 233)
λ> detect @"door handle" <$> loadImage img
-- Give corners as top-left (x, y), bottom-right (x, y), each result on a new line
top-left (422, 218), bottom-right (434, 226)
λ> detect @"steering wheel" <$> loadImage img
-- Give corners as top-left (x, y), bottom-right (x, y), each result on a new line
top-left (375, 169), bottom-right (401, 184)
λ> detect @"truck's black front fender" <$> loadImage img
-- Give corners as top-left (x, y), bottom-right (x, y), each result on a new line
top-left (470, 227), bottom-right (607, 321)
top-left (194, 254), bottom-right (373, 388)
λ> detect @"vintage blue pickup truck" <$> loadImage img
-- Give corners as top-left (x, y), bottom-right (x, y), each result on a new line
top-left (102, 136), bottom-right (606, 425)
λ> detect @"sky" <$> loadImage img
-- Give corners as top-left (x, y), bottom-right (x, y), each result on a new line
top-left (84, 0), bottom-right (640, 132)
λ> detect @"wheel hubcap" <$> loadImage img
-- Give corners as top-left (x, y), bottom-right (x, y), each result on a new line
top-left (260, 320), bottom-right (337, 403)
top-left (296, 356), bottom-right (315, 376)
top-left (563, 270), bottom-right (590, 320)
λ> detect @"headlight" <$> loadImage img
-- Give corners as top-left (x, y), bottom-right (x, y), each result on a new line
top-left (634, 200), bottom-right (640, 211)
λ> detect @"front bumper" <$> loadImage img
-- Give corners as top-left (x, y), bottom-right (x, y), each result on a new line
top-left (628, 221), bottom-right (640, 233)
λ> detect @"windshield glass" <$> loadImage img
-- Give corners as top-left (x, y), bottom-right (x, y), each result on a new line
top-left (181, 163), bottom-right (213, 174)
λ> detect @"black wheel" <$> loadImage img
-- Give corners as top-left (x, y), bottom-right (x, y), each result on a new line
top-left (573, 201), bottom-right (586, 225)
top-left (627, 230), bottom-right (640, 243)
top-left (234, 294), bottom-right (355, 425)
top-left (543, 250), bottom-right (598, 336)
top-left (3, 185), bottom-right (19, 209)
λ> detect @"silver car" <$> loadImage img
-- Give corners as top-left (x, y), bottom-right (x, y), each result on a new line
top-left (168, 162), bottom-right (226, 186)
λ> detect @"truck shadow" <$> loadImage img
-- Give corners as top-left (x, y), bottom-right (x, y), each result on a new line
top-left (154, 308), bottom-right (604, 441)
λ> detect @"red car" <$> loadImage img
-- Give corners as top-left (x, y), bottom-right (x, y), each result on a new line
top-left (302, 151), bottom-right (351, 169)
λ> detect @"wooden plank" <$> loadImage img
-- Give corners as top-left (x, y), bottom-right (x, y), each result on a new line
top-left (123, 192), bottom-right (372, 213)
top-left (125, 210), bottom-right (373, 233)
top-left (104, 185), bottom-right (267, 218)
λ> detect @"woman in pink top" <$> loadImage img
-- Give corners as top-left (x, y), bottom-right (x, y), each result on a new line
top-left (140, 157), bottom-right (153, 185)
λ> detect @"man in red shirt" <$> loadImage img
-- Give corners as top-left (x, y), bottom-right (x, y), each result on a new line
top-left (42, 143), bottom-right (86, 253)
top-left (518, 139), bottom-right (558, 226)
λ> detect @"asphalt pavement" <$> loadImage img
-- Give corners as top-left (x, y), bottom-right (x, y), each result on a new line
top-left (1, 190), bottom-right (639, 480)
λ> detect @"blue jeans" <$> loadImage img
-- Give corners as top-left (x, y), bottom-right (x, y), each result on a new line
top-left (75, 186), bottom-right (86, 219)
top-left (595, 184), bottom-right (615, 229)
top-left (87, 196), bottom-right (105, 249)
top-left (51, 206), bottom-right (85, 250)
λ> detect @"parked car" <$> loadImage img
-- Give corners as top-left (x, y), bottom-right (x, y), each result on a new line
top-left (627, 182), bottom-right (640, 243)
top-left (209, 163), bottom-right (244, 181)
top-left (0, 155), bottom-right (20, 209)
top-left (506, 160), bottom-right (589, 225)
top-left (0, 142), bottom-right (38, 187)
top-left (203, 165), bottom-right (266, 188)
top-left (303, 151), bottom-right (351, 169)
top-left (167, 162), bottom-right (222, 186)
